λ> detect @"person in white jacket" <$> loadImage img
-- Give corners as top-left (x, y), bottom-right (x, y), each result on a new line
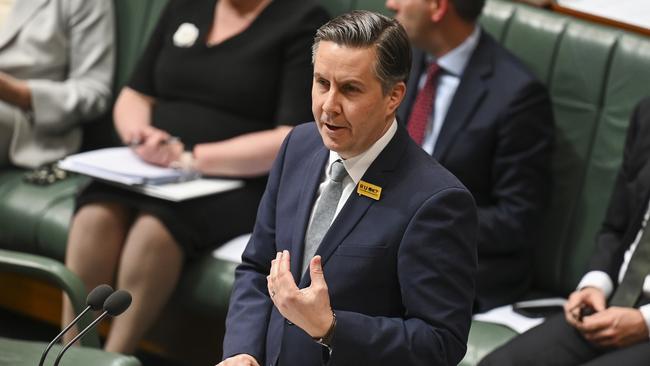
top-left (0, 0), bottom-right (114, 168)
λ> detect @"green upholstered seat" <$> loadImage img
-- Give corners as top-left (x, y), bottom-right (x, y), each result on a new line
top-left (459, 321), bottom-right (518, 366)
top-left (0, 249), bottom-right (140, 365)
top-left (0, 337), bottom-right (140, 366)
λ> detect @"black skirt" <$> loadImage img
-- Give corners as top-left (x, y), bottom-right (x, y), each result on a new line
top-left (75, 177), bottom-right (266, 259)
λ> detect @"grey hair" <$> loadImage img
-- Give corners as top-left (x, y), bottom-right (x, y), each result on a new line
top-left (312, 10), bottom-right (412, 95)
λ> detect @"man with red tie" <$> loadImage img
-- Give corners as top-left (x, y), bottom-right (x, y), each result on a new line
top-left (386, 0), bottom-right (555, 312)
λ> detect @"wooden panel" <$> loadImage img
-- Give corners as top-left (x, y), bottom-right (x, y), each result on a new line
top-left (552, 3), bottom-right (650, 37)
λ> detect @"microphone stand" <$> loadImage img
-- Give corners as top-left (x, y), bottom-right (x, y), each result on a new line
top-left (52, 311), bottom-right (110, 366)
top-left (38, 306), bottom-right (92, 366)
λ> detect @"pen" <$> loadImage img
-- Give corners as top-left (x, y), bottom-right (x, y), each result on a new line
top-left (128, 136), bottom-right (181, 147)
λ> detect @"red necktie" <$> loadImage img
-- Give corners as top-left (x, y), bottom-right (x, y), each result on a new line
top-left (407, 63), bottom-right (441, 146)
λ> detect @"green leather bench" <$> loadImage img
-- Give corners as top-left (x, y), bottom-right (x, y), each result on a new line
top-left (1, 0), bottom-right (650, 365)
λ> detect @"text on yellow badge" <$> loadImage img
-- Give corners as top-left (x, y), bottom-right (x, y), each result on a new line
top-left (357, 180), bottom-right (382, 201)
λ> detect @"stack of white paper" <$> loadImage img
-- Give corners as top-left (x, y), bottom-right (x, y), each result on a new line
top-left (59, 147), bottom-right (195, 185)
top-left (59, 147), bottom-right (244, 201)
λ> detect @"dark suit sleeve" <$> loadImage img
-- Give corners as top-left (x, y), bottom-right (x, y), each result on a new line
top-left (327, 188), bottom-right (478, 366)
top-left (588, 100), bottom-right (646, 279)
top-left (477, 81), bottom-right (554, 255)
top-left (221, 130), bottom-right (294, 363)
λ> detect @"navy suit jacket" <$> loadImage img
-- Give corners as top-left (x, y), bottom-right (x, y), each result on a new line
top-left (589, 98), bottom-right (650, 308)
top-left (398, 30), bottom-right (554, 311)
top-left (223, 123), bottom-right (478, 366)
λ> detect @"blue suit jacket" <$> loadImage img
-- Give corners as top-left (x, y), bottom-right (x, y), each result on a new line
top-left (398, 30), bottom-right (554, 311)
top-left (223, 123), bottom-right (478, 366)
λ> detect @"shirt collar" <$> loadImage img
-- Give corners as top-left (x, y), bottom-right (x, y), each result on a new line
top-left (327, 119), bottom-right (397, 184)
top-left (432, 26), bottom-right (481, 77)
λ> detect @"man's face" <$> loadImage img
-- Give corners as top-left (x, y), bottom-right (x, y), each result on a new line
top-left (312, 41), bottom-right (404, 159)
top-left (385, 0), bottom-right (433, 47)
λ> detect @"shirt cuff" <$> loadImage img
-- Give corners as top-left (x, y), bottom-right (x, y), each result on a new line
top-left (577, 271), bottom-right (613, 298)
top-left (638, 304), bottom-right (650, 338)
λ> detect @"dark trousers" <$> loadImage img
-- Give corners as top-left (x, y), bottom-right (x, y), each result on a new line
top-left (478, 314), bottom-right (650, 366)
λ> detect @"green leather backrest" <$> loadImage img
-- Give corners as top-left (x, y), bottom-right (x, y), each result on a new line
top-left (480, 0), bottom-right (514, 42)
top-left (113, 0), bottom-right (169, 92)
top-left (319, 0), bottom-right (354, 17)
top-left (354, 0), bottom-right (391, 15)
top-left (113, 0), bottom-right (154, 91)
top-left (144, 0), bottom-right (170, 44)
top-left (502, 7), bottom-right (566, 85)
top-left (564, 34), bottom-right (650, 288)
top-left (481, 0), bottom-right (650, 295)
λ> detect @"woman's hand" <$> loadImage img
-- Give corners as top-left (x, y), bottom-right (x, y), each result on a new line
top-left (132, 130), bottom-right (184, 167)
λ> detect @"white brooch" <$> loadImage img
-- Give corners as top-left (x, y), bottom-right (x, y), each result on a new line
top-left (173, 23), bottom-right (199, 47)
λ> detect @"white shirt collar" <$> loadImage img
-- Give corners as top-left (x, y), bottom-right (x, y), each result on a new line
top-left (327, 119), bottom-right (397, 184)
top-left (434, 26), bottom-right (481, 77)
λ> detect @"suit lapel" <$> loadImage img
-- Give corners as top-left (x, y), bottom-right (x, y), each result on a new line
top-left (299, 127), bottom-right (408, 286)
top-left (291, 147), bottom-right (328, 281)
top-left (0, 0), bottom-right (49, 50)
top-left (433, 32), bottom-right (492, 162)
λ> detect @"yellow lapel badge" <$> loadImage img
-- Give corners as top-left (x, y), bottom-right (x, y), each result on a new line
top-left (357, 180), bottom-right (382, 201)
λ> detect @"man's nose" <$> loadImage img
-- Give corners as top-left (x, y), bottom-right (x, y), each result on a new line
top-left (322, 90), bottom-right (341, 114)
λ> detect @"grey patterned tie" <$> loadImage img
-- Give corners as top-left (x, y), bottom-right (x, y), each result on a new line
top-left (302, 160), bottom-right (348, 274)
top-left (610, 226), bottom-right (650, 307)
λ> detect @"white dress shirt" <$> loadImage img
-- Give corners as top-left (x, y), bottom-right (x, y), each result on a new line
top-left (420, 26), bottom-right (481, 155)
top-left (577, 199), bottom-right (650, 331)
top-left (306, 120), bottom-right (398, 230)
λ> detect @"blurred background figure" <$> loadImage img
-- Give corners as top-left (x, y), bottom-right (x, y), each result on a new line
top-left (387, 0), bottom-right (554, 312)
top-left (0, 0), bottom-right (115, 168)
top-left (62, 0), bottom-right (329, 355)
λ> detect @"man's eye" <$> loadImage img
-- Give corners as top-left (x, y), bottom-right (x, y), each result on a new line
top-left (342, 85), bottom-right (359, 93)
top-left (317, 79), bottom-right (329, 87)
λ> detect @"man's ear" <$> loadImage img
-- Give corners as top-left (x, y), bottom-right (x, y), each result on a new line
top-left (430, 0), bottom-right (449, 23)
top-left (387, 82), bottom-right (406, 115)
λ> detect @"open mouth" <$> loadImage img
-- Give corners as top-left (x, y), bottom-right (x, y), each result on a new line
top-left (324, 122), bottom-right (344, 131)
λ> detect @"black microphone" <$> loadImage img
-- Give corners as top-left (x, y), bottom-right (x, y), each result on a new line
top-left (39, 284), bottom-right (114, 366)
top-left (52, 289), bottom-right (132, 366)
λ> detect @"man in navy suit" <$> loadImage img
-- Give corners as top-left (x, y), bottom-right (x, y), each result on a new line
top-left (219, 11), bottom-right (477, 366)
top-left (386, 0), bottom-right (555, 311)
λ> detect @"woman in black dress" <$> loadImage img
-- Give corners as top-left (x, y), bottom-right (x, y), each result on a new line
top-left (61, 0), bottom-right (328, 354)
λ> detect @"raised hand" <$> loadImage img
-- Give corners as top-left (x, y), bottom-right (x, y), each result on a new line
top-left (267, 250), bottom-right (334, 338)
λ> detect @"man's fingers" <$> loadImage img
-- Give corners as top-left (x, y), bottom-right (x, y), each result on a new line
top-left (217, 354), bottom-right (260, 366)
top-left (591, 296), bottom-right (607, 312)
top-left (565, 310), bottom-right (580, 328)
top-left (271, 252), bottom-right (281, 278)
top-left (309, 256), bottom-right (326, 288)
top-left (267, 252), bottom-right (281, 298)
top-left (280, 250), bottom-right (291, 272)
top-left (579, 313), bottom-right (610, 333)
top-left (583, 326), bottom-right (616, 347)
